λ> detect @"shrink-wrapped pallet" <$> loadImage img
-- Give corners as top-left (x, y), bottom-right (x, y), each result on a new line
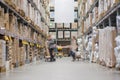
top-left (99, 27), bottom-right (116, 67)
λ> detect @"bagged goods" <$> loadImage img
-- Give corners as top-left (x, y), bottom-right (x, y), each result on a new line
top-left (114, 36), bottom-right (120, 69)
top-left (99, 27), bottom-right (116, 67)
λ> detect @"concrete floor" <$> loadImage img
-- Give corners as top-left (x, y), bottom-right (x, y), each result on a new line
top-left (0, 57), bottom-right (120, 80)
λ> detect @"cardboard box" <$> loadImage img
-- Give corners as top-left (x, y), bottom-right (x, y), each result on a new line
top-left (0, 40), bottom-right (6, 67)
top-left (4, 13), bottom-right (10, 31)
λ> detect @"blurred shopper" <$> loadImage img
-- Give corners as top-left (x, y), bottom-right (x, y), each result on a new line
top-left (47, 35), bottom-right (56, 62)
top-left (70, 36), bottom-right (77, 61)
top-left (54, 44), bottom-right (58, 58)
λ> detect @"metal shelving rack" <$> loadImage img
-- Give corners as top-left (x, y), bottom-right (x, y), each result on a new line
top-left (49, 0), bottom-right (78, 44)
top-left (49, 28), bottom-right (78, 32)
top-left (82, 0), bottom-right (120, 35)
top-left (0, 0), bottom-right (48, 44)
top-left (28, 0), bottom-right (49, 28)
top-left (0, 0), bottom-right (50, 71)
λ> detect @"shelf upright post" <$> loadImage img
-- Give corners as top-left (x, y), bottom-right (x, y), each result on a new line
top-left (55, 23), bottom-right (57, 45)
top-left (102, 22), bottom-right (105, 28)
top-left (6, 7), bottom-right (9, 13)
top-left (116, 9), bottom-right (120, 34)
top-left (108, 17), bottom-right (111, 26)
top-left (117, 8), bottom-right (120, 16)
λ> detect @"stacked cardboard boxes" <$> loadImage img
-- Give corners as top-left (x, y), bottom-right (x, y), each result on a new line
top-left (0, 0), bottom-right (49, 73)
top-left (3, 0), bottom-right (49, 34)
top-left (111, 0), bottom-right (120, 7)
top-left (80, 0), bottom-right (120, 33)
top-left (0, 40), bottom-right (6, 72)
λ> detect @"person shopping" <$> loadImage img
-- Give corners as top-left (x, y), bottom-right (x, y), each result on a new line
top-left (47, 35), bottom-right (56, 62)
top-left (70, 36), bottom-right (77, 61)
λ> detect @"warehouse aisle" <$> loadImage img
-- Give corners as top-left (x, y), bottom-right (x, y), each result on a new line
top-left (0, 57), bottom-right (120, 80)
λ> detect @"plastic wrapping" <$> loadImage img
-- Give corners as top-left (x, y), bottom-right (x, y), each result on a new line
top-left (99, 27), bottom-right (116, 67)
top-left (114, 36), bottom-right (120, 69)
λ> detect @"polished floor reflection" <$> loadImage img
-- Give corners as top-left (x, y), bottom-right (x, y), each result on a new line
top-left (0, 57), bottom-right (120, 80)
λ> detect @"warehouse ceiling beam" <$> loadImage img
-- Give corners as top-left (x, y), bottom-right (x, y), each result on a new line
top-left (49, 28), bottom-right (78, 31)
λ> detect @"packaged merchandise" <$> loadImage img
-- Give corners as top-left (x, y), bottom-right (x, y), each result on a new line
top-left (98, 0), bottom-right (104, 19)
top-left (117, 16), bottom-right (120, 34)
top-left (99, 27), bottom-right (116, 67)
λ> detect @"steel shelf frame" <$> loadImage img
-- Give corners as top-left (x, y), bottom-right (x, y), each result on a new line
top-left (83, 1), bottom-right (120, 35)
top-left (0, 0), bottom-right (49, 44)
top-left (49, 28), bottom-right (78, 31)
top-left (27, 0), bottom-right (49, 27)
